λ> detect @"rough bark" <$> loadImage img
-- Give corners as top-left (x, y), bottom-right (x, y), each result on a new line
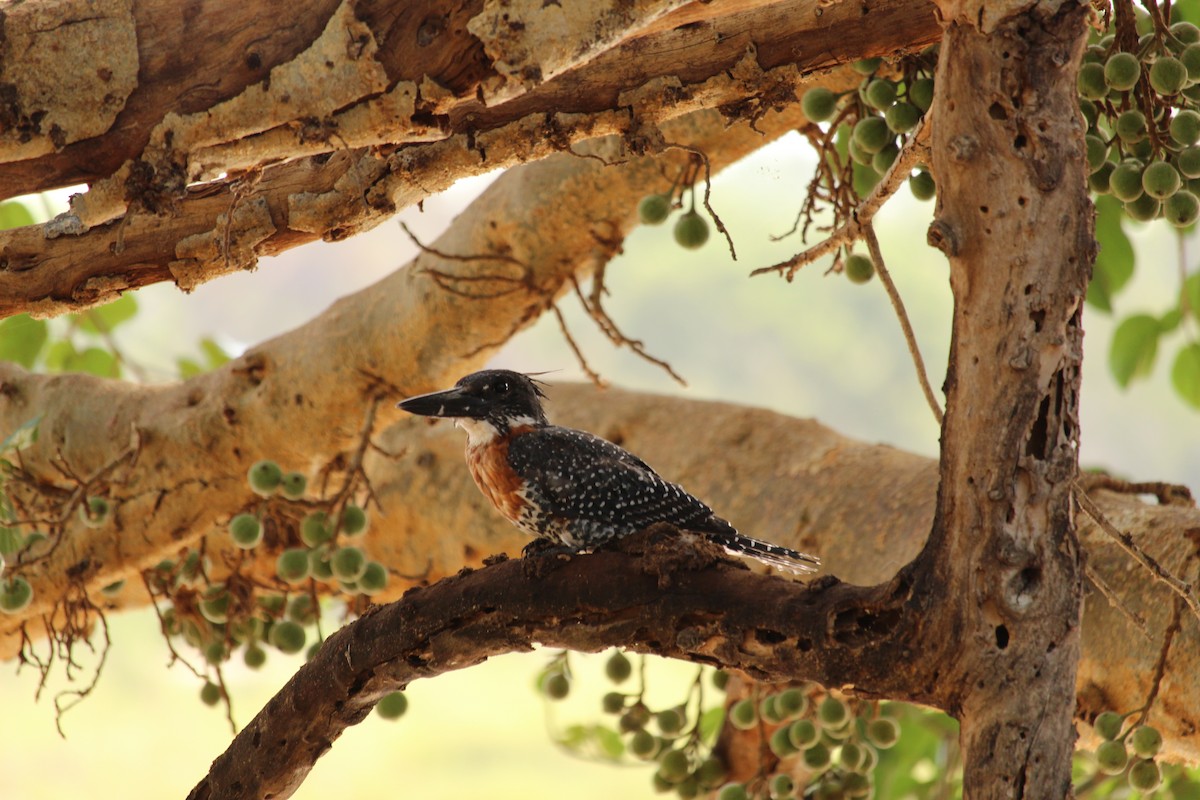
top-left (0, 99), bottom-right (818, 649)
top-left (0, 0), bottom-right (940, 319)
top-left (180, 530), bottom-right (892, 799)
top-left (1, 0), bottom-right (1197, 798)
top-left (921, 2), bottom-right (1092, 796)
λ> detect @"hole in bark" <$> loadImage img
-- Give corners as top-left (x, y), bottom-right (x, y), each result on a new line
top-left (755, 629), bottom-right (786, 644)
top-left (1026, 395), bottom-right (1050, 457)
top-left (995, 624), bottom-right (1009, 649)
top-left (1024, 283), bottom-right (1033, 295)
top-left (988, 102), bottom-right (1008, 120)
top-left (797, 638), bottom-right (813, 652)
top-left (1018, 565), bottom-right (1041, 593)
top-left (1018, 196), bottom-right (1027, 206)
top-left (223, 406), bottom-right (237, 424)
top-left (1031, 308), bottom-right (1045, 332)
top-left (1014, 134), bottom-right (1027, 149)
top-left (980, 206), bottom-right (989, 214)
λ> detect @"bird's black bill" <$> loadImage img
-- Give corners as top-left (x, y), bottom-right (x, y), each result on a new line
top-left (397, 387), bottom-right (483, 419)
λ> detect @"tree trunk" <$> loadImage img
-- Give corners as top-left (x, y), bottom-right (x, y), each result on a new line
top-left (923, 1), bottom-right (1092, 795)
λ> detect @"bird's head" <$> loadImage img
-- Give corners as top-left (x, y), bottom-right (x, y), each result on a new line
top-left (397, 370), bottom-right (549, 444)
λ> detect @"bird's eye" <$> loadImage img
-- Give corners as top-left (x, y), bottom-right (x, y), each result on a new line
top-left (493, 379), bottom-right (511, 394)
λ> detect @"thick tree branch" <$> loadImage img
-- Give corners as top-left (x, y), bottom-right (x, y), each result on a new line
top-left (918, 3), bottom-right (1092, 797)
top-left (184, 528), bottom-right (927, 800)
top-left (0, 0), bottom-right (941, 319)
top-left (0, 101), bottom-right (814, 649)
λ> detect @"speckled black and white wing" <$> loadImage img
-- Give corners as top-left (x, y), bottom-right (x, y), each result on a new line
top-left (506, 426), bottom-right (819, 573)
top-left (506, 426), bottom-right (729, 546)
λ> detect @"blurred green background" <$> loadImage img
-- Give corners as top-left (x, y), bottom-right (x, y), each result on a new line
top-left (1, 133), bottom-right (1196, 799)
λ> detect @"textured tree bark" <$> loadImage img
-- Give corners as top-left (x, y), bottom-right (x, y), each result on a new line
top-left (1, 0), bottom-right (1197, 796)
top-left (0, 0), bottom-right (940, 318)
top-left (0, 101), bottom-right (815, 646)
top-left (180, 531), bottom-right (892, 799)
top-left (921, 1), bottom-right (1092, 796)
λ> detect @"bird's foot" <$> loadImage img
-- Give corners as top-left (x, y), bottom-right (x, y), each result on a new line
top-left (520, 539), bottom-right (576, 579)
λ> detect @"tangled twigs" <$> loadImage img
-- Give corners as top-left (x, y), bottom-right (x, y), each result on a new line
top-left (750, 113), bottom-right (932, 281)
top-left (322, 391), bottom-right (386, 528)
top-left (551, 304), bottom-right (605, 387)
top-left (400, 222), bottom-right (534, 299)
top-left (7, 433), bottom-right (141, 570)
top-left (1075, 483), bottom-right (1200, 624)
top-left (15, 580), bottom-right (112, 736)
top-left (776, 103), bottom-right (859, 244)
top-left (1076, 473), bottom-right (1195, 507)
top-left (666, 145), bottom-right (736, 260)
top-left (570, 269), bottom-right (686, 386)
top-left (861, 222), bottom-right (943, 425)
top-left (141, 571), bottom-right (205, 679)
top-left (50, 587), bottom-right (111, 737)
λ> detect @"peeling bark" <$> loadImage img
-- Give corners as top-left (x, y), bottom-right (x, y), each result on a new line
top-left (0, 0), bottom-right (1196, 797)
top-left (0, 102), bottom-right (814, 650)
top-left (0, 0), bottom-right (941, 318)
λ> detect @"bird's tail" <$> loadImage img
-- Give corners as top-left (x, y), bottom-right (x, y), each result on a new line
top-left (710, 532), bottom-right (820, 574)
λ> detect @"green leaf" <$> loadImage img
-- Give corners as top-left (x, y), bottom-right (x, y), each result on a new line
top-left (1087, 195), bottom-right (1135, 312)
top-left (0, 415), bottom-right (41, 454)
top-left (0, 201), bottom-right (35, 230)
top-left (200, 337), bottom-right (230, 368)
top-left (1161, 307), bottom-right (1184, 333)
top-left (43, 340), bottom-right (75, 372)
top-left (699, 706), bottom-right (725, 745)
top-left (1171, 342), bottom-right (1200, 409)
top-left (66, 347), bottom-right (120, 378)
top-left (1109, 314), bottom-right (1162, 387)
top-left (591, 725), bottom-right (625, 760)
top-left (0, 527), bottom-right (23, 556)
top-left (555, 724), bottom-right (623, 760)
top-left (76, 294), bottom-right (138, 334)
top-left (177, 357), bottom-right (204, 379)
top-left (1186, 272), bottom-right (1200, 322)
top-left (0, 315), bottom-right (48, 368)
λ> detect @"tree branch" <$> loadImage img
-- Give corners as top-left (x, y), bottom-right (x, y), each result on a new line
top-left (0, 0), bottom-right (941, 319)
top-left (185, 528), bottom-right (926, 800)
top-left (919, 3), bottom-right (1092, 797)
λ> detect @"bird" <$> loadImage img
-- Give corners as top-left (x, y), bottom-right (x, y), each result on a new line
top-left (397, 369), bottom-right (819, 573)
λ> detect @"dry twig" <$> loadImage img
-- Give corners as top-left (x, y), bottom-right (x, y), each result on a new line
top-left (1075, 484), bottom-right (1200, 624)
top-left (1082, 560), bottom-right (1150, 640)
top-left (751, 113), bottom-right (932, 281)
top-left (862, 222), bottom-right (943, 425)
